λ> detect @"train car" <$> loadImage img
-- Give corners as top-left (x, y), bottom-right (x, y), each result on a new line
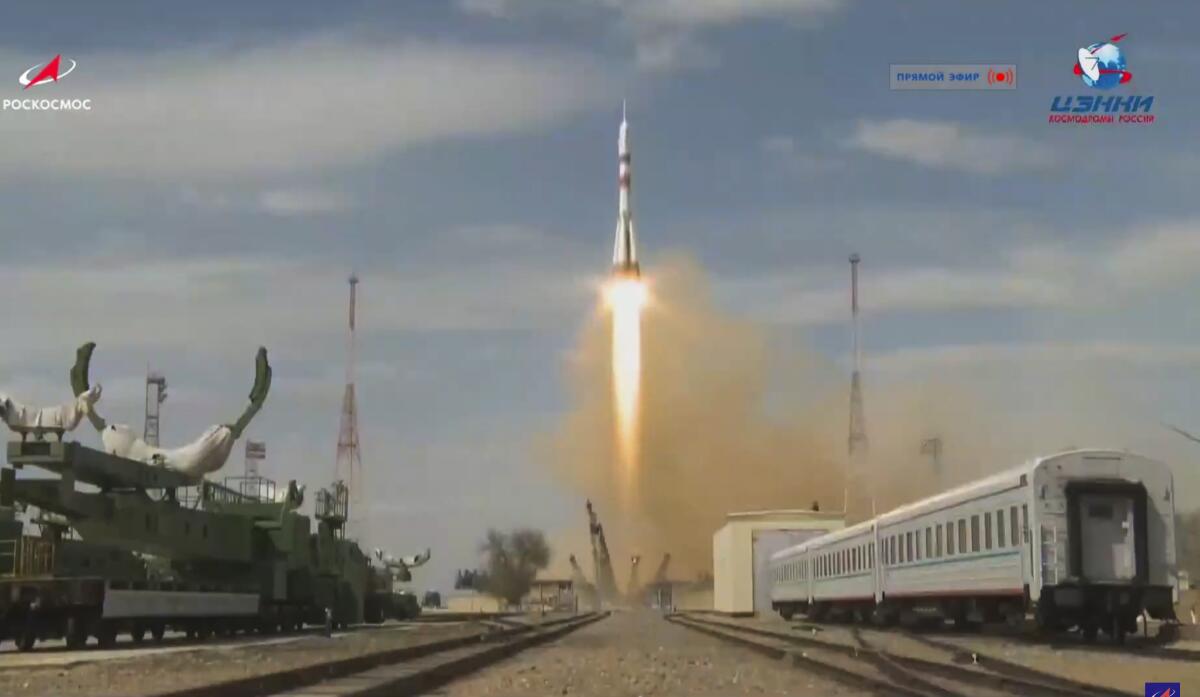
top-left (770, 450), bottom-right (1178, 642)
top-left (769, 519), bottom-right (876, 621)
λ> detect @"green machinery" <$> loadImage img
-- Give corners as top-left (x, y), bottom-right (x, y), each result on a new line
top-left (0, 440), bottom-right (374, 650)
top-left (0, 343), bottom-right (415, 651)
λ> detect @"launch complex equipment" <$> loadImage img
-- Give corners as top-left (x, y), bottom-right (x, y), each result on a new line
top-left (586, 500), bottom-right (619, 603)
top-left (0, 343), bottom-right (423, 652)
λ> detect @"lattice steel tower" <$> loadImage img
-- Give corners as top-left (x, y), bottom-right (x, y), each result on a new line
top-left (848, 254), bottom-right (868, 458)
top-left (144, 371), bottom-right (167, 447)
top-left (335, 275), bottom-right (364, 541)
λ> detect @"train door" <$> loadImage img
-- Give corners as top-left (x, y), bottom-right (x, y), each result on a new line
top-left (1077, 494), bottom-right (1136, 582)
top-left (1065, 482), bottom-right (1147, 585)
top-left (752, 530), bottom-right (819, 614)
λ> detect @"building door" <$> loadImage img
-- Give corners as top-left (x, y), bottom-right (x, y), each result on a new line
top-left (752, 530), bottom-right (820, 614)
top-left (1078, 493), bottom-right (1136, 582)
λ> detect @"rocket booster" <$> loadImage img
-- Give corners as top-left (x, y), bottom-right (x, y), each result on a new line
top-left (612, 105), bottom-right (639, 277)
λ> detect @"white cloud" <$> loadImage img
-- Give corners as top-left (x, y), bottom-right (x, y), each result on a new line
top-left (616, 0), bottom-right (842, 27)
top-left (456, 0), bottom-right (842, 73)
top-left (0, 36), bottom-right (614, 178)
top-left (0, 223), bottom-right (599, 366)
top-left (633, 32), bottom-right (720, 72)
top-left (871, 341), bottom-right (1200, 376)
top-left (259, 189), bottom-right (352, 217)
top-left (721, 217), bottom-right (1200, 325)
top-left (845, 119), bottom-right (1056, 174)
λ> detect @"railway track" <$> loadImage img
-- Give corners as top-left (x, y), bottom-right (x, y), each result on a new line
top-left (150, 611), bottom-right (608, 697)
top-left (894, 626), bottom-right (1200, 665)
top-left (668, 613), bottom-right (1140, 697)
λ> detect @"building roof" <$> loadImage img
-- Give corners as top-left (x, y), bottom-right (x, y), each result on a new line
top-left (723, 509), bottom-right (845, 523)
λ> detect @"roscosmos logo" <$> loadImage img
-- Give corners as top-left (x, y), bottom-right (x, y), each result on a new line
top-left (4, 54), bottom-right (91, 112)
top-left (18, 54), bottom-right (77, 88)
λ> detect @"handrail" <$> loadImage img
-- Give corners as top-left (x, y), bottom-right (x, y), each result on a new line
top-left (0, 536), bottom-right (55, 578)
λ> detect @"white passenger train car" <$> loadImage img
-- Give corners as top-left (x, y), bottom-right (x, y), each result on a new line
top-left (769, 450), bottom-right (1177, 641)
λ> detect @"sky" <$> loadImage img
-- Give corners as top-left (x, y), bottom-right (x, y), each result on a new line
top-left (0, 1), bottom-right (1197, 591)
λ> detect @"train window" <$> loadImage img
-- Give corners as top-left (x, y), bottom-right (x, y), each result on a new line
top-left (970, 515), bottom-right (980, 552)
top-left (925, 528), bottom-right (932, 558)
top-left (984, 513), bottom-right (993, 550)
top-left (996, 510), bottom-right (1005, 548)
top-left (936, 524), bottom-right (943, 557)
top-left (889, 536), bottom-right (896, 565)
top-left (1021, 505), bottom-right (1028, 542)
top-left (957, 519), bottom-right (966, 553)
top-left (869, 545), bottom-right (874, 569)
top-left (905, 532), bottom-right (913, 562)
top-left (915, 532), bottom-right (922, 561)
top-left (1010, 505), bottom-right (1019, 546)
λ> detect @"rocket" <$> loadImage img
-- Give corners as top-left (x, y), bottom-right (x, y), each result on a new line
top-left (612, 103), bottom-right (640, 278)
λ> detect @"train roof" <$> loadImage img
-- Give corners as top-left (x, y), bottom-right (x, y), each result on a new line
top-left (769, 517), bottom-right (875, 562)
top-left (768, 449), bottom-right (1142, 563)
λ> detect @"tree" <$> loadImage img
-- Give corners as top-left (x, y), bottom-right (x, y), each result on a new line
top-left (454, 569), bottom-right (486, 590)
top-left (477, 528), bottom-right (552, 606)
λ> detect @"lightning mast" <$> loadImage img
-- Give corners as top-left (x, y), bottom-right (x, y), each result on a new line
top-left (847, 254), bottom-right (868, 458)
top-left (847, 254), bottom-right (869, 513)
top-left (143, 371), bottom-right (167, 447)
top-left (335, 275), bottom-right (364, 541)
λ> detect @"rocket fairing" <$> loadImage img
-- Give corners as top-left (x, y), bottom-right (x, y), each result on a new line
top-left (612, 106), bottom-right (640, 278)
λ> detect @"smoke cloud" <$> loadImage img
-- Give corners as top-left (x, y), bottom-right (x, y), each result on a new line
top-left (540, 257), bottom-right (1182, 584)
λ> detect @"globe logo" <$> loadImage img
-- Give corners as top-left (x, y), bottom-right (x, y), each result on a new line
top-left (1074, 33), bottom-right (1133, 89)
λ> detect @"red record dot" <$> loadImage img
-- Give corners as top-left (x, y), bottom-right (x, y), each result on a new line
top-left (995, 72), bottom-right (1006, 82)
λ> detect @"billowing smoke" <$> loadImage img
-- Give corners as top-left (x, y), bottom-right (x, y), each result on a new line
top-left (541, 257), bottom-right (1185, 583)
top-left (542, 258), bottom-right (968, 579)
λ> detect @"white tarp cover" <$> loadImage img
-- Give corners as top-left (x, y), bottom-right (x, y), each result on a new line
top-left (100, 423), bottom-right (235, 479)
top-left (0, 386), bottom-right (100, 434)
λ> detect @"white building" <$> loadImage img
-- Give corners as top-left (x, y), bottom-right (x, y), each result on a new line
top-left (712, 509), bottom-right (843, 615)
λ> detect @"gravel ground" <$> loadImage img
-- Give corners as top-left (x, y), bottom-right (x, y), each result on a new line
top-left (742, 613), bottom-right (1199, 695)
top-left (435, 610), bottom-right (869, 697)
top-left (0, 622), bottom-right (483, 697)
top-left (933, 632), bottom-right (1199, 694)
